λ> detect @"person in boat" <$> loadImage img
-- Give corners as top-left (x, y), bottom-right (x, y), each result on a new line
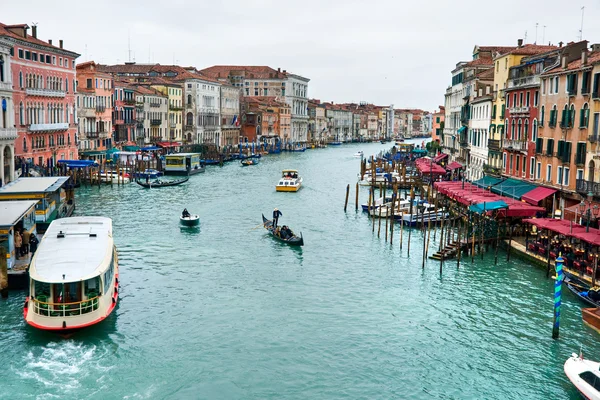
top-left (273, 208), bottom-right (282, 228)
top-left (29, 234), bottom-right (39, 255)
top-left (280, 226), bottom-right (292, 239)
top-left (588, 288), bottom-right (600, 302)
top-left (182, 208), bottom-right (191, 218)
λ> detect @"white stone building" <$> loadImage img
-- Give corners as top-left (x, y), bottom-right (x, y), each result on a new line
top-left (285, 74), bottom-right (309, 144)
top-left (0, 37), bottom-right (16, 184)
top-left (182, 77), bottom-right (221, 146)
top-left (443, 62), bottom-right (467, 161)
top-left (468, 94), bottom-right (492, 181)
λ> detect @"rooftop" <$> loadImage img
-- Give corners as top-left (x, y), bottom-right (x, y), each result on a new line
top-left (0, 177), bottom-right (69, 195)
top-left (543, 51), bottom-right (600, 75)
top-left (30, 217), bottom-right (114, 283)
top-left (0, 200), bottom-right (38, 228)
top-left (201, 65), bottom-right (288, 80)
top-left (0, 23), bottom-right (80, 57)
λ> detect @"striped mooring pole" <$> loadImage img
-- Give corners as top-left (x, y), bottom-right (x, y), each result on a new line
top-left (552, 255), bottom-right (565, 339)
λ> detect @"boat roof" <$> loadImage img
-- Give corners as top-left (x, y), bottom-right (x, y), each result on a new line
top-left (0, 177), bottom-right (69, 195)
top-left (29, 217), bottom-right (114, 283)
top-left (282, 169), bottom-right (298, 173)
top-left (0, 200), bottom-right (37, 228)
top-left (166, 153), bottom-right (200, 157)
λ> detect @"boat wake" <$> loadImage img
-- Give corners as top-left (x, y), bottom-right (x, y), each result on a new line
top-left (14, 341), bottom-right (114, 396)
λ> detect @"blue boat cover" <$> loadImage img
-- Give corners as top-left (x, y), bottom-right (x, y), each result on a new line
top-left (141, 146), bottom-right (161, 151)
top-left (469, 200), bottom-right (508, 214)
top-left (57, 160), bottom-right (98, 168)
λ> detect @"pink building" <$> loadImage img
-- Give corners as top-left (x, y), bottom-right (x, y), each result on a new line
top-left (0, 23), bottom-right (79, 166)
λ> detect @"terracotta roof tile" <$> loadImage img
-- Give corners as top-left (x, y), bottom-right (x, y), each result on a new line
top-left (476, 68), bottom-right (495, 79)
top-left (465, 57), bottom-right (494, 67)
top-left (543, 51), bottom-right (600, 75)
top-left (0, 23), bottom-right (80, 56)
top-left (508, 44), bottom-right (559, 56)
top-left (200, 65), bottom-right (287, 80)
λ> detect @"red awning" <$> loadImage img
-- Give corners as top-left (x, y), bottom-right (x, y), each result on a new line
top-left (521, 187), bottom-right (557, 206)
top-left (434, 153), bottom-right (448, 163)
top-left (156, 141), bottom-right (181, 148)
top-left (446, 161), bottom-right (463, 170)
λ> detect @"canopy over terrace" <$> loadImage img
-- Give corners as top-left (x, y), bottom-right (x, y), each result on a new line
top-left (523, 218), bottom-right (600, 247)
top-left (446, 161), bottom-right (463, 171)
top-left (416, 158), bottom-right (447, 175)
top-left (490, 178), bottom-right (537, 200)
top-left (434, 181), bottom-right (544, 217)
top-left (433, 153), bottom-right (448, 163)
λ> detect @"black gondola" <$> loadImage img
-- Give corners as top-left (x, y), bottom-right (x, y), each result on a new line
top-left (261, 214), bottom-right (304, 246)
top-left (566, 279), bottom-right (600, 307)
top-left (136, 177), bottom-right (189, 188)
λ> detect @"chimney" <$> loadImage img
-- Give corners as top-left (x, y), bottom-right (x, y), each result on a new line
top-left (32, 25), bottom-right (37, 38)
top-left (59, 40), bottom-right (63, 49)
top-left (582, 49), bottom-right (588, 66)
top-left (592, 44), bottom-right (600, 52)
top-left (48, 39), bottom-right (52, 45)
top-left (561, 55), bottom-right (567, 69)
top-left (283, 70), bottom-right (286, 74)
top-left (277, 68), bottom-right (281, 73)
top-left (517, 38), bottom-right (523, 47)
top-left (559, 41), bottom-right (563, 48)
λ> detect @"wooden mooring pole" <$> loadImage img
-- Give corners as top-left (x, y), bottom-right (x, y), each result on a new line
top-left (355, 183), bottom-right (359, 211)
top-left (0, 247), bottom-right (7, 298)
top-left (344, 184), bottom-right (350, 212)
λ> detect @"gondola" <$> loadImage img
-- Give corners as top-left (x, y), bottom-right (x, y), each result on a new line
top-left (261, 214), bottom-right (304, 246)
top-left (136, 176), bottom-right (189, 188)
top-left (566, 279), bottom-right (600, 307)
top-left (241, 159), bottom-right (259, 166)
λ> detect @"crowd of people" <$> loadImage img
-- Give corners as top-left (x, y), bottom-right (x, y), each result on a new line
top-left (13, 228), bottom-right (39, 261)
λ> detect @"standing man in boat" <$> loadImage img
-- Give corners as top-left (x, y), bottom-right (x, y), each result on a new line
top-left (273, 208), bottom-right (282, 228)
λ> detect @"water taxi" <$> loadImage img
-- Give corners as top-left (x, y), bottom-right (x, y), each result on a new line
top-left (564, 352), bottom-right (600, 399)
top-left (276, 170), bottom-right (303, 192)
top-left (23, 217), bottom-right (119, 332)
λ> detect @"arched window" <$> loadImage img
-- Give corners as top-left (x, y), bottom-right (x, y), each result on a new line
top-left (532, 119), bottom-right (538, 142)
top-left (517, 119), bottom-right (522, 140)
top-left (581, 103), bottom-right (590, 128)
top-left (589, 160), bottom-right (596, 183)
top-left (570, 104), bottom-right (576, 128)
top-left (19, 71), bottom-right (23, 88)
top-left (524, 119), bottom-right (529, 140)
top-left (187, 94), bottom-right (192, 105)
top-left (540, 105), bottom-right (545, 126)
top-left (186, 112), bottom-right (193, 126)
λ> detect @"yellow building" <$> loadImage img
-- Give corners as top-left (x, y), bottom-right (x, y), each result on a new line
top-left (150, 83), bottom-right (183, 143)
top-left (489, 42), bottom-right (558, 174)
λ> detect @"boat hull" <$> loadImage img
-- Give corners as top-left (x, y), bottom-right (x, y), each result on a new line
top-left (276, 185), bottom-right (301, 192)
top-left (564, 354), bottom-right (600, 400)
top-left (180, 215), bottom-right (200, 226)
top-left (261, 214), bottom-right (303, 246)
top-left (164, 166), bottom-right (205, 176)
top-left (136, 177), bottom-right (189, 188)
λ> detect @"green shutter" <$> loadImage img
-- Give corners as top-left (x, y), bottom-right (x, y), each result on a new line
top-left (501, 105), bottom-right (505, 118)
top-left (557, 140), bottom-right (563, 157)
top-left (580, 109), bottom-right (585, 127)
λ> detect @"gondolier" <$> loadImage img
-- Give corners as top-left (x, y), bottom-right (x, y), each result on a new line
top-left (272, 208), bottom-right (282, 228)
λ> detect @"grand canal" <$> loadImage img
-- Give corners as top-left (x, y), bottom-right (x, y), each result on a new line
top-left (0, 140), bottom-right (598, 399)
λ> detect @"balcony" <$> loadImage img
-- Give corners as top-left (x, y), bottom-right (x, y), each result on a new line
top-left (137, 116), bottom-right (145, 123)
top-left (0, 128), bottom-right (18, 141)
top-left (86, 131), bottom-right (99, 139)
top-left (483, 163), bottom-right (502, 176)
top-left (169, 105), bottom-right (183, 111)
top-left (79, 108), bottom-right (96, 118)
top-left (170, 122), bottom-right (176, 128)
top-left (577, 179), bottom-right (600, 196)
top-left (460, 140), bottom-right (469, 148)
top-left (150, 119), bottom-right (162, 126)
top-left (184, 124), bottom-right (195, 131)
top-left (123, 99), bottom-right (136, 105)
top-left (28, 122), bottom-right (69, 133)
top-left (488, 139), bottom-right (501, 152)
top-left (589, 135), bottom-right (598, 143)
top-left (507, 75), bottom-right (540, 89)
top-left (503, 139), bottom-right (528, 152)
top-left (456, 156), bottom-right (466, 163)
top-left (96, 105), bottom-right (106, 113)
top-left (149, 103), bottom-right (161, 108)
top-left (25, 88), bottom-right (66, 98)
top-left (507, 106), bottom-right (530, 116)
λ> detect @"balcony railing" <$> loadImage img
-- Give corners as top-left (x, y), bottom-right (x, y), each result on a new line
top-left (123, 99), bottom-right (136, 105)
top-left (488, 139), bottom-right (501, 152)
top-left (0, 128), bottom-right (18, 140)
top-left (86, 131), bottom-right (99, 138)
top-left (149, 103), bottom-right (161, 108)
top-left (460, 140), bottom-right (469, 148)
top-left (507, 106), bottom-right (530, 116)
top-left (28, 122), bottom-right (69, 132)
top-left (184, 124), bottom-right (195, 131)
top-left (577, 179), bottom-right (600, 196)
top-left (170, 122), bottom-right (176, 128)
top-left (507, 75), bottom-right (540, 89)
top-left (96, 105), bottom-right (106, 113)
top-left (589, 135), bottom-right (599, 143)
top-left (79, 108), bottom-right (95, 118)
top-left (169, 105), bottom-right (183, 111)
top-left (503, 139), bottom-right (528, 152)
top-left (25, 88), bottom-right (66, 98)
top-left (150, 119), bottom-right (162, 126)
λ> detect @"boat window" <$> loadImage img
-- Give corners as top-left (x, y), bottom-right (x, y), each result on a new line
top-left (103, 259), bottom-right (114, 294)
top-left (34, 280), bottom-right (51, 300)
top-left (285, 182), bottom-right (289, 185)
top-left (65, 282), bottom-right (81, 303)
top-left (579, 371), bottom-right (600, 391)
top-left (279, 181), bottom-right (284, 185)
top-left (84, 277), bottom-right (100, 299)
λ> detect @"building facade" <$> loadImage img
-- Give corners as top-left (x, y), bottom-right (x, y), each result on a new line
top-left (151, 82), bottom-right (183, 143)
top-left (134, 85), bottom-right (168, 144)
top-left (76, 62), bottom-right (113, 156)
top-left (468, 94), bottom-right (492, 181)
top-left (220, 85), bottom-right (240, 147)
top-left (430, 106), bottom-right (445, 143)
top-left (2, 23), bottom-right (79, 167)
top-left (182, 77), bottom-right (221, 146)
top-left (0, 36), bottom-right (16, 184)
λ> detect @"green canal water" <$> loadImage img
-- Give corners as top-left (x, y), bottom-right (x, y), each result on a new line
top-left (0, 140), bottom-right (598, 399)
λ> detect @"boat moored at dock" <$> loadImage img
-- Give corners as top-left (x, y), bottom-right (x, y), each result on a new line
top-left (400, 202), bottom-right (449, 226)
top-left (164, 153), bottom-right (205, 176)
top-left (23, 217), bottom-right (119, 332)
top-left (276, 169), bottom-right (302, 192)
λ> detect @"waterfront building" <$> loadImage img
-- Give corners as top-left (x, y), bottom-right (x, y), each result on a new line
top-left (536, 41), bottom-right (596, 210)
top-left (181, 74), bottom-right (221, 146)
top-left (200, 66), bottom-right (309, 145)
top-left (1, 23), bottom-right (79, 167)
top-left (308, 100), bottom-right (328, 144)
top-left (219, 85), bottom-right (241, 147)
top-left (75, 62), bottom-right (113, 159)
top-left (468, 87), bottom-right (493, 181)
top-left (580, 49), bottom-right (600, 202)
top-left (322, 103), bottom-right (352, 142)
top-left (133, 85), bottom-right (168, 144)
top-left (241, 97), bottom-right (290, 146)
top-left (0, 36), bottom-right (16, 185)
top-left (149, 79), bottom-right (184, 144)
top-left (352, 112), bottom-right (362, 142)
top-left (112, 81), bottom-right (137, 147)
top-left (489, 42), bottom-right (558, 177)
top-left (430, 106), bottom-right (445, 143)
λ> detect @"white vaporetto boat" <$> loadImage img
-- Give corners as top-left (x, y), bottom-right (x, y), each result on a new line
top-left (564, 352), bottom-right (600, 399)
top-left (23, 216), bottom-right (119, 332)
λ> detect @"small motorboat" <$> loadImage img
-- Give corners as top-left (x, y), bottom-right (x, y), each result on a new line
top-left (262, 214), bottom-right (303, 246)
top-left (180, 214), bottom-right (200, 227)
top-left (564, 352), bottom-right (600, 400)
top-left (353, 151), bottom-right (364, 158)
top-left (276, 169), bottom-right (302, 192)
top-left (361, 196), bottom-right (393, 212)
top-left (241, 159), bottom-right (259, 166)
top-left (136, 176), bottom-right (189, 188)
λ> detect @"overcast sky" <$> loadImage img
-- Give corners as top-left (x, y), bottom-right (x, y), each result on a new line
top-left (5, 0), bottom-right (600, 111)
